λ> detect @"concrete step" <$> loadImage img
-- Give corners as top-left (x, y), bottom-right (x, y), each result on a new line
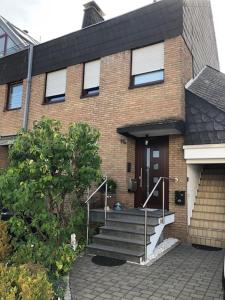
top-left (197, 191), bottom-right (225, 199)
top-left (108, 211), bottom-right (159, 224)
top-left (198, 186), bottom-right (225, 193)
top-left (196, 198), bottom-right (225, 206)
top-left (93, 234), bottom-right (148, 252)
top-left (190, 235), bottom-right (225, 248)
top-left (189, 226), bottom-right (225, 240)
top-left (200, 179), bottom-right (225, 186)
top-left (87, 243), bottom-right (144, 263)
top-left (203, 169), bottom-right (225, 175)
top-left (106, 218), bottom-right (158, 232)
top-left (194, 204), bottom-right (225, 214)
top-left (99, 226), bottom-right (155, 241)
top-left (201, 174), bottom-right (225, 180)
top-left (192, 211), bottom-right (225, 222)
top-left (191, 218), bottom-right (225, 231)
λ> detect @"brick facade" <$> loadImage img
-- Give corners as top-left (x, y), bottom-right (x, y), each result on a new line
top-left (0, 146), bottom-right (8, 169)
top-left (0, 35), bottom-right (193, 240)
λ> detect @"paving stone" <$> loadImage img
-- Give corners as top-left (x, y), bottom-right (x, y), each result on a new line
top-left (70, 244), bottom-right (224, 300)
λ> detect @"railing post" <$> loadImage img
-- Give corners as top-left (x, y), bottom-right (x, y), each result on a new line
top-left (104, 177), bottom-right (108, 226)
top-left (144, 209), bottom-right (147, 262)
top-left (86, 188), bottom-right (90, 245)
top-left (162, 178), bottom-right (165, 224)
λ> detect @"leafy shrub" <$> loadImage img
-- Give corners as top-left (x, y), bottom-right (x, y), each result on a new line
top-left (0, 118), bottom-right (101, 276)
top-left (98, 177), bottom-right (117, 193)
top-left (0, 220), bottom-right (11, 262)
top-left (0, 263), bottom-right (53, 300)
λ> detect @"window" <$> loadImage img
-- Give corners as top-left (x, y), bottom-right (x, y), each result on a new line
top-left (131, 42), bottom-right (164, 87)
top-left (7, 82), bottom-right (23, 110)
top-left (0, 34), bottom-right (7, 57)
top-left (45, 69), bottom-right (67, 103)
top-left (82, 59), bottom-right (100, 96)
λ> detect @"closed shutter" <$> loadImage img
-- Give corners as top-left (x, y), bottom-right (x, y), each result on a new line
top-left (46, 69), bottom-right (67, 97)
top-left (132, 42), bottom-right (164, 75)
top-left (84, 60), bottom-right (101, 90)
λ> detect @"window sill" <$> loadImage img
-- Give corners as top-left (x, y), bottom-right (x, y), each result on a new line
top-left (42, 99), bottom-right (65, 105)
top-left (129, 80), bottom-right (164, 89)
top-left (4, 107), bottom-right (22, 112)
top-left (80, 93), bottom-right (99, 99)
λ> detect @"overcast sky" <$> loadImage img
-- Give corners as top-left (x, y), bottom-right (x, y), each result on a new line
top-left (1, 0), bottom-right (224, 72)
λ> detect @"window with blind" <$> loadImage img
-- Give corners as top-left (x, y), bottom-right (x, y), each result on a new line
top-left (45, 69), bottom-right (67, 103)
top-left (83, 59), bottom-right (100, 96)
top-left (131, 42), bottom-right (164, 87)
top-left (7, 81), bottom-right (23, 110)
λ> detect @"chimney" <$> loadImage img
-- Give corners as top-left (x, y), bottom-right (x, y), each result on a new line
top-left (82, 1), bottom-right (105, 29)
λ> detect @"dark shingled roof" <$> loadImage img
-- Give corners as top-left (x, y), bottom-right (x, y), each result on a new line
top-left (0, 0), bottom-right (183, 84)
top-left (185, 66), bottom-right (225, 145)
top-left (186, 66), bottom-right (225, 113)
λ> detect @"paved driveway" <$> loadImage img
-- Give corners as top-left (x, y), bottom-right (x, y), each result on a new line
top-left (70, 244), bottom-right (224, 300)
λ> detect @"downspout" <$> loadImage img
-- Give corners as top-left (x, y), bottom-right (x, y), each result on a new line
top-left (22, 44), bottom-right (33, 130)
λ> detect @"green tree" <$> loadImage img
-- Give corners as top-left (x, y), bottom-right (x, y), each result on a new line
top-left (0, 118), bottom-right (101, 275)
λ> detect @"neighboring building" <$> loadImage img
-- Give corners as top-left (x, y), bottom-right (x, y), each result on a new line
top-left (0, 15), bottom-right (38, 58)
top-left (0, 0), bottom-right (224, 261)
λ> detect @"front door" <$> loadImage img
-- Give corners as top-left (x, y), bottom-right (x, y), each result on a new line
top-left (135, 137), bottom-right (169, 209)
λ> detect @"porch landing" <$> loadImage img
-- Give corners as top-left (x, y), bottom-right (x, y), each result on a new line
top-left (90, 208), bottom-right (174, 223)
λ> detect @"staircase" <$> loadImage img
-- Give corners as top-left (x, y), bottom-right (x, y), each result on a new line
top-left (87, 209), bottom-right (175, 263)
top-left (189, 167), bottom-right (225, 248)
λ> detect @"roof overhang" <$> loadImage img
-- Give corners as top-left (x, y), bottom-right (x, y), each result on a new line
top-left (0, 135), bottom-right (16, 146)
top-left (117, 120), bottom-right (184, 138)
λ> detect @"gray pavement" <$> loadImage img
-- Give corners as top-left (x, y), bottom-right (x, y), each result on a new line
top-left (70, 244), bottom-right (224, 300)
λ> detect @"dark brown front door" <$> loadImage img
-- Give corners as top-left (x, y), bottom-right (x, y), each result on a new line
top-left (135, 137), bottom-right (169, 209)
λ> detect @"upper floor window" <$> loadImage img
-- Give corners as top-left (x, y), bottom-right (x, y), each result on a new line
top-left (82, 59), bottom-right (100, 97)
top-left (0, 33), bottom-right (7, 58)
top-left (7, 81), bottom-right (23, 110)
top-left (45, 69), bottom-right (67, 103)
top-left (131, 42), bottom-right (164, 87)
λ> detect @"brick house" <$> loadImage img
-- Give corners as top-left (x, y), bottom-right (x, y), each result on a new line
top-left (0, 0), bottom-right (224, 262)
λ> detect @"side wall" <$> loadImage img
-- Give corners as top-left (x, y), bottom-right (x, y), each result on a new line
top-left (187, 164), bottom-right (202, 225)
top-left (166, 135), bottom-right (188, 241)
top-left (183, 0), bottom-right (220, 75)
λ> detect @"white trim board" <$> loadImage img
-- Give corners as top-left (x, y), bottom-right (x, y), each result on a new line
top-left (183, 144), bottom-right (225, 163)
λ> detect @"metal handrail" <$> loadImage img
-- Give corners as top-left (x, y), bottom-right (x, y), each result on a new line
top-left (86, 176), bottom-right (108, 245)
top-left (143, 176), bottom-right (178, 262)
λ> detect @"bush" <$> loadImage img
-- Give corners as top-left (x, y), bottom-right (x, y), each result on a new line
top-left (0, 220), bottom-right (11, 262)
top-left (0, 263), bottom-right (53, 300)
top-left (0, 118), bottom-right (101, 276)
top-left (98, 177), bottom-right (117, 193)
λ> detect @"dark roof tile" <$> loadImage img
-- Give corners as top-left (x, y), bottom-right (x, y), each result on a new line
top-left (186, 66), bottom-right (225, 113)
top-left (0, 0), bottom-right (183, 84)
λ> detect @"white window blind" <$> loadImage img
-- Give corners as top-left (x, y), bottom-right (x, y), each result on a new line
top-left (84, 60), bottom-right (101, 90)
top-left (46, 69), bottom-right (67, 97)
top-left (132, 42), bottom-right (164, 76)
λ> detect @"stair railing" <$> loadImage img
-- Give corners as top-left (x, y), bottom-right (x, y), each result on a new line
top-left (85, 176), bottom-right (108, 245)
top-left (143, 176), bottom-right (178, 262)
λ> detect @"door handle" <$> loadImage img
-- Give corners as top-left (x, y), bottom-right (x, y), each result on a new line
top-left (139, 167), bottom-right (143, 188)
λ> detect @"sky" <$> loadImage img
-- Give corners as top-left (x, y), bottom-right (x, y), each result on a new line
top-left (1, 0), bottom-right (224, 72)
